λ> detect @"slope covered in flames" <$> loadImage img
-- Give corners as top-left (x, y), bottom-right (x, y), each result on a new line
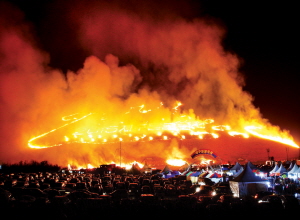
top-left (0, 1), bottom-right (298, 168)
top-left (26, 103), bottom-right (299, 169)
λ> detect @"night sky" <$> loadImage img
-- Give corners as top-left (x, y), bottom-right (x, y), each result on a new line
top-left (206, 2), bottom-right (300, 141)
top-left (1, 0), bottom-right (299, 160)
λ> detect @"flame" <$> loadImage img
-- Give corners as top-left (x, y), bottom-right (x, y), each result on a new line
top-left (228, 131), bottom-right (249, 138)
top-left (28, 102), bottom-right (299, 153)
top-left (245, 126), bottom-right (299, 148)
top-left (28, 113), bottom-right (92, 149)
top-left (166, 159), bottom-right (187, 166)
top-left (2, 2), bottom-right (298, 170)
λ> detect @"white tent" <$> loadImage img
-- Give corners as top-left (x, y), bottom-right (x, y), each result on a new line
top-left (294, 166), bottom-right (300, 178)
top-left (274, 164), bottom-right (287, 175)
top-left (229, 162), bottom-right (269, 197)
top-left (287, 163), bottom-right (299, 179)
top-left (269, 163), bottom-right (279, 175)
top-left (288, 163), bottom-right (299, 174)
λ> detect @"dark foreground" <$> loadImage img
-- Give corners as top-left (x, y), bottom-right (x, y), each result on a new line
top-left (1, 171), bottom-right (299, 220)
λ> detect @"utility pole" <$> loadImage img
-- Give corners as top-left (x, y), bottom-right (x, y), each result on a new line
top-left (266, 148), bottom-right (270, 160)
top-left (119, 138), bottom-right (123, 167)
top-left (120, 141), bottom-right (122, 167)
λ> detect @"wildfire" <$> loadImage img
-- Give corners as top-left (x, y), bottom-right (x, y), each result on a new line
top-left (28, 113), bottom-right (92, 149)
top-left (245, 126), bottom-right (299, 148)
top-left (27, 101), bottom-right (299, 169)
top-left (28, 102), bottom-right (299, 150)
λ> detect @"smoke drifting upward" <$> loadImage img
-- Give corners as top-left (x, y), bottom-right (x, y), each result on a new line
top-left (0, 1), bottom-right (297, 166)
top-left (69, 1), bottom-right (260, 125)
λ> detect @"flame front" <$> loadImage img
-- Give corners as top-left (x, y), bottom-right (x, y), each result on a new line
top-left (27, 101), bottom-right (299, 169)
top-left (29, 103), bottom-right (299, 150)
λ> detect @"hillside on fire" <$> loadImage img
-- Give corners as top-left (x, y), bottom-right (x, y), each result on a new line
top-left (0, 0), bottom-right (299, 169)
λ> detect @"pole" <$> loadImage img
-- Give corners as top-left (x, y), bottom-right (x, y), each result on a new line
top-left (120, 141), bottom-right (122, 168)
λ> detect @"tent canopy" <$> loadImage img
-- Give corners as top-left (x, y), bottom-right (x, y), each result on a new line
top-left (275, 164), bottom-right (287, 174)
top-left (269, 163), bottom-right (280, 174)
top-left (230, 162), bottom-right (243, 172)
top-left (231, 162), bottom-right (267, 182)
top-left (287, 163), bottom-right (298, 174)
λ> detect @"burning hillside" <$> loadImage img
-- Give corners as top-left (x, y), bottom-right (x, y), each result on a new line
top-left (26, 101), bottom-right (299, 169)
top-left (0, 1), bottom-right (299, 169)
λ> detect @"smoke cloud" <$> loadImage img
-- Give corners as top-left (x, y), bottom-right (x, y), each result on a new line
top-left (0, 0), bottom-right (296, 166)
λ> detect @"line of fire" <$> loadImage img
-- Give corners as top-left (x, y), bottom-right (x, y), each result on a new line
top-left (27, 101), bottom-right (300, 171)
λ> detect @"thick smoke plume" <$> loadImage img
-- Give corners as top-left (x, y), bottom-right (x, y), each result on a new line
top-left (0, 1), bottom-right (296, 166)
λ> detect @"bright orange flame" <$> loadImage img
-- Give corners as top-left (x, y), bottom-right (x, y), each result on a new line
top-left (27, 101), bottom-right (299, 168)
top-left (228, 131), bottom-right (249, 138)
top-left (245, 126), bottom-right (299, 148)
top-left (28, 113), bottom-right (92, 149)
top-left (166, 159), bottom-right (186, 166)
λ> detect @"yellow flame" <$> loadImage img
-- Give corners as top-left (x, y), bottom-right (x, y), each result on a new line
top-left (245, 126), bottom-right (299, 148)
top-left (28, 113), bottom-right (92, 149)
top-left (166, 159), bottom-right (186, 166)
top-left (28, 102), bottom-right (299, 155)
top-left (228, 131), bottom-right (249, 138)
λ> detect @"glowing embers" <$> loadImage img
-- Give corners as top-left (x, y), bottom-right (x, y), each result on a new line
top-left (191, 131), bottom-right (219, 139)
top-left (64, 131), bottom-right (185, 144)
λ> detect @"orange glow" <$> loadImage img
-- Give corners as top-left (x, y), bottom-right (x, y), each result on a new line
top-left (28, 113), bottom-right (92, 149)
top-left (228, 131), bottom-right (249, 138)
top-left (1, 3), bottom-right (298, 170)
top-left (28, 102), bottom-right (299, 154)
top-left (166, 159), bottom-right (187, 166)
top-left (245, 126), bottom-right (299, 148)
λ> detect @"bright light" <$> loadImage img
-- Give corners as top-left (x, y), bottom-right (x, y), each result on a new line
top-left (245, 126), bottom-right (299, 148)
top-left (212, 133), bottom-right (219, 138)
top-left (166, 159), bottom-right (186, 166)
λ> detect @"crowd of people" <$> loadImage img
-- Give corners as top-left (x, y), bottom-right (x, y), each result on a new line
top-left (0, 166), bottom-right (299, 220)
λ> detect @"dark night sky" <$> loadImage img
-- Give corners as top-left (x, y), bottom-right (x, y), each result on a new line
top-left (2, 0), bottom-right (300, 142)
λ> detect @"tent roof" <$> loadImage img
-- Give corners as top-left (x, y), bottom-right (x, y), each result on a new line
top-left (209, 172), bottom-right (221, 178)
top-left (288, 163), bottom-right (299, 174)
top-left (161, 164), bottom-right (171, 173)
top-left (185, 171), bottom-right (193, 176)
top-left (275, 164), bottom-right (287, 174)
top-left (269, 163), bottom-right (279, 173)
top-left (142, 162), bottom-right (151, 170)
top-left (247, 161), bottom-right (259, 170)
top-left (231, 162), bottom-right (267, 182)
top-left (287, 161), bottom-right (295, 170)
top-left (189, 171), bottom-right (201, 177)
top-left (230, 162), bottom-right (243, 171)
top-left (171, 170), bottom-right (180, 175)
top-left (233, 166), bottom-right (244, 177)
